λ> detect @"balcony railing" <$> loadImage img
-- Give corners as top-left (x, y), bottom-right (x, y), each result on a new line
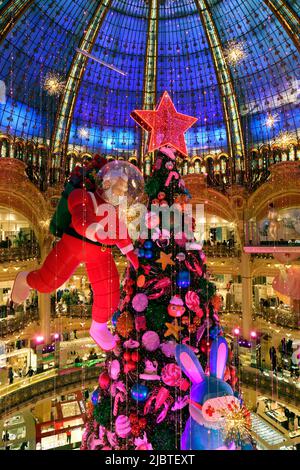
top-left (0, 366), bottom-right (103, 418)
top-left (202, 244), bottom-right (241, 258)
top-left (0, 308), bottom-right (39, 338)
top-left (0, 246), bottom-right (40, 263)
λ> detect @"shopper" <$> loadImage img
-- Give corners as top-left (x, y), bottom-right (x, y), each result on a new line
top-left (8, 366), bottom-right (14, 385)
top-left (26, 366), bottom-right (34, 377)
top-left (19, 441), bottom-right (28, 450)
top-left (66, 427), bottom-right (72, 445)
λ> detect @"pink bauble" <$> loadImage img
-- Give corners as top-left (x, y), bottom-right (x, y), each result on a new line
top-left (115, 415), bottom-right (131, 438)
top-left (132, 293), bottom-right (148, 312)
top-left (142, 331), bottom-right (160, 352)
top-left (160, 341), bottom-right (176, 357)
top-left (161, 363), bottom-right (182, 386)
top-left (174, 232), bottom-right (188, 247)
top-left (108, 359), bottom-right (120, 380)
top-left (98, 371), bottom-right (110, 390)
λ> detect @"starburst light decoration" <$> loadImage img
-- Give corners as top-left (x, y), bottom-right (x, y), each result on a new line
top-left (44, 72), bottom-right (65, 96)
top-left (220, 402), bottom-right (252, 444)
top-left (224, 41), bottom-right (247, 66)
top-left (265, 113), bottom-right (279, 128)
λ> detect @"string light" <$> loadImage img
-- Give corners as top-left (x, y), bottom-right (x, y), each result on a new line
top-left (44, 72), bottom-right (65, 96)
top-left (224, 41), bottom-right (247, 66)
top-left (273, 130), bottom-right (295, 148)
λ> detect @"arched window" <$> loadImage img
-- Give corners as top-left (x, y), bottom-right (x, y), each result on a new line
top-left (0, 138), bottom-right (10, 158)
top-left (288, 145), bottom-right (295, 161)
top-left (144, 158), bottom-right (151, 176)
top-left (182, 160), bottom-right (188, 175)
top-left (194, 159), bottom-right (201, 174)
top-left (206, 157), bottom-right (214, 179)
top-left (14, 141), bottom-right (24, 160)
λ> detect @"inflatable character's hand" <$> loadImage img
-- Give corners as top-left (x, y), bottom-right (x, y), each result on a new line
top-left (126, 251), bottom-right (139, 270)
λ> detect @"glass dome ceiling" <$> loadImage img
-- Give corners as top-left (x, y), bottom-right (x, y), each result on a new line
top-left (0, 0), bottom-right (299, 158)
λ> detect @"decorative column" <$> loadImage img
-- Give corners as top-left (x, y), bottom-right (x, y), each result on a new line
top-left (263, 0), bottom-right (300, 51)
top-left (38, 292), bottom-right (51, 344)
top-left (194, 0), bottom-right (246, 180)
top-left (241, 251), bottom-right (253, 339)
top-left (38, 236), bottom-right (53, 344)
top-left (0, 0), bottom-right (34, 43)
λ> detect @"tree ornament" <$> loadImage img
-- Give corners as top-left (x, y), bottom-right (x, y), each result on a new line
top-left (137, 275), bottom-right (146, 288)
top-left (211, 294), bottom-right (223, 312)
top-left (165, 161), bottom-right (174, 170)
top-left (131, 351), bottom-right (141, 362)
top-left (123, 361), bottom-right (137, 374)
top-left (131, 383), bottom-right (149, 402)
top-left (139, 359), bottom-right (160, 380)
top-left (111, 310), bottom-right (121, 327)
top-left (115, 415), bottom-right (131, 438)
top-left (176, 252), bottom-right (186, 261)
top-left (167, 295), bottom-right (186, 317)
top-left (144, 249), bottom-right (154, 259)
top-left (144, 240), bottom-right (154, 249)
top-left (132, 293), bottom-right (148, 312)
top-left (176, 270), bottom-right (191, 288)
top-left (157, 191), bottom-right (166, 200)
top-left (156, 252), bottom-right (175, 270)
top-left (123, 339), bottom-right (140, 349)
top-left (116, 311), bottom-right (134, 338)
top-left (185, 291), bottom-right (200, 312)
top-left (91, 388), bottom-right (101, 405)
top-left (164, 319), bottom-right (184, 340)
top-left (142, 331), bottom-right (160, 352)
top-left (98, 371), bottom-right (111, 390)
top-left (160, 341), bottom-right (176, 358)
top-left (161, 363), bottom-right (182, 386)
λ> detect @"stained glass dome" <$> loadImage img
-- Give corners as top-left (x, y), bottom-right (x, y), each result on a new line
top-left (0, 0), bottom-right (299, 159)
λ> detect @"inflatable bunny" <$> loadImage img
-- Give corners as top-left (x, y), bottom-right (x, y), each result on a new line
top-left (175, 336), bottom-right (236, 450)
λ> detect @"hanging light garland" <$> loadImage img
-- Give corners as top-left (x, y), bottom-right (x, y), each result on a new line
top-left (273, 130), bottom-right (295, 148)
top-left (44, 72), bottom-right (65, 96)
top-left (224, 41), bottom-right (247, 66)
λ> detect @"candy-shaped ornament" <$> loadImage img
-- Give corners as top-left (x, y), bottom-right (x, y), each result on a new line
top-left (115, 415), bottom-right (131, 438)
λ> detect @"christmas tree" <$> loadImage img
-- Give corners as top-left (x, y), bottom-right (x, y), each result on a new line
top-left (81, 93), bottom-right (252, 451)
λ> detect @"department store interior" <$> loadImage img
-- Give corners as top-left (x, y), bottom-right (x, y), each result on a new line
top-left (0, 0), bottom-right (300, 452)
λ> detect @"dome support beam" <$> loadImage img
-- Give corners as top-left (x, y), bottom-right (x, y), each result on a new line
top-left (194, 0), bottom-right (246, 183)
top-left (140, 0), bottom-right (159, 166)
top-left (0, 0), bottom-right (34, 43)
top-left (51, 0), bottom-right (112, 178)
top-left (263, 0), bottom-right (300, 51)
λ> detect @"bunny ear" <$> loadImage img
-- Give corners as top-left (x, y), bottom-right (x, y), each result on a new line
top-left (209, 336), bottom-right (228, 379)
top-left (175, 344), bottom-right (205, 384)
